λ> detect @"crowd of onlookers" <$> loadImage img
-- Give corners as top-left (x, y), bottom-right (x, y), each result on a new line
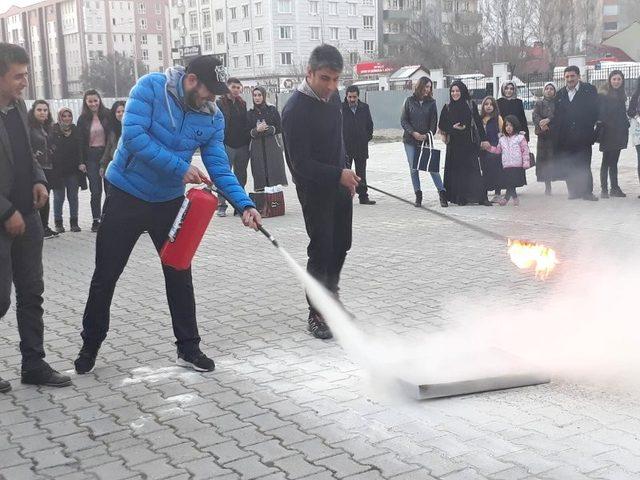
top-left (398, 66), bottom-right (640, 208)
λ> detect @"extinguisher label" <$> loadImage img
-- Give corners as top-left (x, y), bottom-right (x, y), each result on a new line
top-left (168, 197), bottom-right (191, 242)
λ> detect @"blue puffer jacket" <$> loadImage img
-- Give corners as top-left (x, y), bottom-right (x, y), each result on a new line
top-left (106, 67), bottom-right (254, 210)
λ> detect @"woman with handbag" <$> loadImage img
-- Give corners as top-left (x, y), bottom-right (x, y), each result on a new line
top-left (598, 70), bottom-right (629, 198)
top-left (247, 87), bottom-right (288, 191)
top-left (400, 76), bottom-right (447, 207)
top-left (483, 115), bottom-right (530, 206)
top-left (50, 107), bottom-right (83, 233)
top-left (629, 77), bottom-right (640, 198)
top-left (439, 81), bottom-right (492, 206)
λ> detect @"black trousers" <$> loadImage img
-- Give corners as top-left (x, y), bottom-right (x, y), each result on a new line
top-left (86, 147), bottom-right (105, 221)
top-left (0, 212), bottom-right (46, 369)
top-left (563, 147), bottom-right (593, 198)
top-left (81, 187), bottom-right (200, 354)
top-left (296, 184), bottom-right (353, 312)
top-left (600, 149), bottom-right (621, 191)
top-left (346, 156), bottom-right (369, 199)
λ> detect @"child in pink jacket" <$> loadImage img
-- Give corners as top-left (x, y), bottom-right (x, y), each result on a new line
top-left (483, 115), bottom-right (530, 206)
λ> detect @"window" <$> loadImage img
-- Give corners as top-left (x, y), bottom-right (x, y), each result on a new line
top-left (156, 20), bottom-right (162, 29)
top-left (230, 7), bottom-right (237, 19)
top-left (280, 52), bottom-right (292, 65)
top-left (329, 27), bottom-right (338, 40)
top-left (310, 26), bottom-right (319, 40)
top-left (242, 4), bottom-right (249, 17)
top-left (155, 3), bottom-right (161, 14)
top-left (603, 21), bottom-right (618, 31)
top-left (172, 18), bottom-right (180, 29)
top-left (141, 34), bottom-right (147, 45)
top-left (257, 53), bottom-right (264, 66)
top-left (279, 26), bottom-right (292, 39)
top-left (349, 28), bottom-right (357, 40)
top-left (244, 29), bottom-right (250, 42)
top-left (328, 2), bottom-right (338, 14)
top-left (278, 0), bottom-right (292, 13)
top-left (157, 35), bottom-right (163, 45)
top-left (190, 34), bottom-right (198, 45)
top-left (364, 40), bottom-right (374, 54)
top-left (309, 0), bottom-right (319, 14)
top-left (603, 4), bottom-right (619, 15)
top-left (255, 2), bottom-right (262, 15)
top-left (158, 50), bottom-right (163, 61)
top-left (140, 18), bottom-right (147, 29)
top-left (245, 55), bottom-right (251, 66)
top-left (87, 33), bottom-right (93, 44)
top-left (231, 32), bottom-right (238, 44)
top-left (348, 3), bottom-right (356, 15)
top-left (138, 2), bottom-right (145, 14)
top-left (444, 1), bottom-right (452, 11)
top-left (189, 12), bottom-right (197, 29)
top-left (97, 34), bottom-right (102, 44)
top-left (215, 9), bottom-right (223, 21)
top-left (233, 56), bottom-right (239, 68)
top-left (256, 27), bottom-right (263, 41)
top-left (204, 32), bottom-right (212, 50)
top-left (349, 51), bottom-right (358, 64)
top-left (188, 0), bottom-right (195, 6)
top-left (363, 16), bottom-right (373, 29)
top-left (141, 49), bottom-right (149, 60)
top-left (202, 10), bottom-right (211, 28)
top-left (216, 32), bottom-right (224, 44)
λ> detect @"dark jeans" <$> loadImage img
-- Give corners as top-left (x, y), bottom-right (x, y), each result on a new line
top-left (80, 187), bottom-right (200, 354)
top-left (86, 147), bottom-right (105, 220)
top-left (53, 174), bottom-right (79, 223)
top-left (600, 149), bottom-right (621, 191)
top-left (296, 184), bottom-right (353, 313)
top-left (346, 156), bottom-right (369, 199)
top-left (563, 147), bottom-right (593, 198)
top-left (0, 212), bottom-right (46, 369)
top-left (218, 145), bottom-right (249, 210)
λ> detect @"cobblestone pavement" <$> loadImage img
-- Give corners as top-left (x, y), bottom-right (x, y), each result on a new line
top-left (2, 136), bottom-right (640, 480)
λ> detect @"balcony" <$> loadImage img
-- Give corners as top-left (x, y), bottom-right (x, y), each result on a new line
top-left (383, 9), bottom-right (414, 21)
top-left (441, 10), bottom-right (482, 25)
top-left (383, 32), bottom-right (409, 45)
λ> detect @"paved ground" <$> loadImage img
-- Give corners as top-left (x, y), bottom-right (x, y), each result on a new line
top-left (2, 135), bottom-right (640, 480)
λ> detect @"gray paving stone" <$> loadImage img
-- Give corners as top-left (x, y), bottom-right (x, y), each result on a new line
top-left (271, 453), bottom-right (326, 479)
top-left (223, 454), bottom-right (279, 479)
top-left (204, 441), bottom-right (253, 464)
top-left (131, 459), bottom-right (188, 479)
top-left (178, 456), bottom-right (237, 479)
top-left (315, 454), bottom-right (371, 479)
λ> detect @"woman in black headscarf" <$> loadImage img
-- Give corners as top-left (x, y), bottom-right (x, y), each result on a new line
top-left (438, 81), bottom-right (492, 206)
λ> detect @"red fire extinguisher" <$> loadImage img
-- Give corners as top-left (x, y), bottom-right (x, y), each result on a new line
top-left (160, 187), bottom-right (219, 270)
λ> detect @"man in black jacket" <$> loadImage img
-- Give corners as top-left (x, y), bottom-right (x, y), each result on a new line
top-left (0, 43), bottom-right (72, 392)
top-left (216, 77), bottom-right (250, 216)
top-left (282, 45), bottom-right (360, 340)
top-left (554, 66), bottom-right (599, 201)
top-left (342, 86), bottom-right (375, 204)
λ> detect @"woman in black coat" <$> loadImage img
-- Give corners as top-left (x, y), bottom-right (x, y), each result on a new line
top-left (247, 87), bottom-right (288, 190)
top-left (439, 81), bottom-right (492, 206)
top-left (598, 70), bottom-right (630, 198)
top-left (497, 81), bottom-right (530, 142)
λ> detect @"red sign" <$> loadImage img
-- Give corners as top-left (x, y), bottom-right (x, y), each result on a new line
top-left (356, 62), bottom-right (393, 76)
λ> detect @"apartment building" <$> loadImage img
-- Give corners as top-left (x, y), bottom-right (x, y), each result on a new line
top-left (0, 0), bottom-right (171, 98)
top-left (602, 0), bottom-right (640, 39)
top-left (169, 0), bottom-right (378, 87)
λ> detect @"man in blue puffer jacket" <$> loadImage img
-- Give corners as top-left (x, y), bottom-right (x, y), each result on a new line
top-left (74, 55), bottom-right (261, 374)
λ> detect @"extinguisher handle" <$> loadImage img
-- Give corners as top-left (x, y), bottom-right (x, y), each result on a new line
top-left (199, 179), bottom-right (279, 249)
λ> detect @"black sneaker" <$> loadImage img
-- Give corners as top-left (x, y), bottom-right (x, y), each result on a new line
top-left (91, 220), bottom-right (100, 232)
top-left (21, 364), bottom-right (72, 387)
top-left (0, 377), bottom-right (11, 393)
top-left (610, 187), bottom-right (627, 198)
top-left (582, 193), bottom-right (599, 202)
top-left (359, 197), bottom-right (376, 205)
top-left (74, 344), bottom-right (100, 374)
top-left (54, 222), bottom-right (66, 234)
top-left (308, 311), bottom-right (333, 340)
top-left (439, 190), bottom-right (449, 207)
top-left (43, 227), bottom-right (59, 239)
top-left (177, 351), bottom-right (215, 372)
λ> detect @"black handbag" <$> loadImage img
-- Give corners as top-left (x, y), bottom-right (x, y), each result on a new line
top-left (527, 152), bottom-right (536, 169)
top-left (412, 132), bottom-right (441, 173)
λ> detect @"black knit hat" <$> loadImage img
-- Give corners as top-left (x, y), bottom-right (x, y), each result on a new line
top-left (186, 55), bottom-right (230, 95)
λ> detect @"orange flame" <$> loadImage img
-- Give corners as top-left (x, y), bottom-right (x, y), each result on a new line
top-left (508, 239), bottom-right (558, 280)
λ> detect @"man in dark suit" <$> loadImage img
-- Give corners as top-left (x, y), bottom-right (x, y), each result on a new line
top-left (0, 43), bottom-right (72, 392)
top-left (342, 86), bottom-right (375, 205)
top-left (554, 65), bottom-right (599, 201)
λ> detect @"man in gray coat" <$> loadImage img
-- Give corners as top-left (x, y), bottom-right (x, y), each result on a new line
top-left (0, 43), bottom-right (72, 392)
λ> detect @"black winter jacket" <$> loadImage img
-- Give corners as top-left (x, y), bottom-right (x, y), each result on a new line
top-left (400, 96), bottom-right (438, 145)
top-left (341, 100), bottom-right (373, 160)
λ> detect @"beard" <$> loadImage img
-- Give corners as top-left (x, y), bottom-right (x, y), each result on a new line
top-left (185, 89), bottom-right (201, 109)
